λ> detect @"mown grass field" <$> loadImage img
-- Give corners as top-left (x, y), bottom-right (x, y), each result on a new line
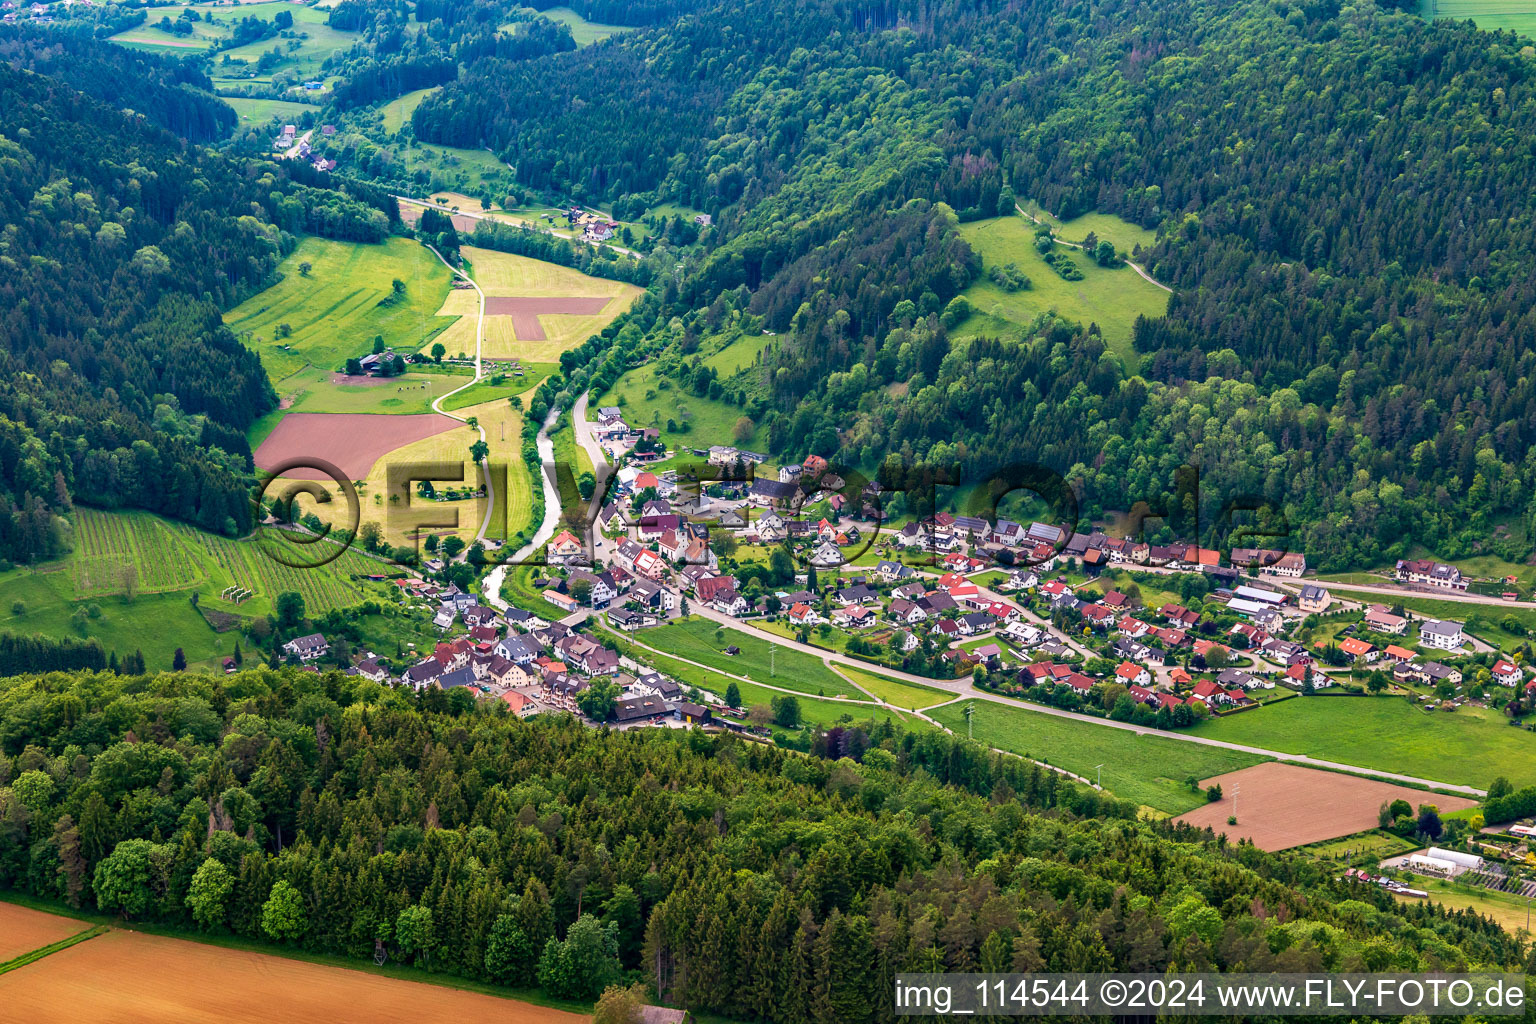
top-left (601, 629), bottom-right (911, 733)
top-left (1394, 878), bottom-right (1536, 935)
top-left (836, 666), bottom-right (955, 710)
top-left (955, 215), bottom-right (1170, 359)
top-left (539, 6), bottom-right (635, 44)
top-left (929, 701), bottom-right (1268, 814)
top-left (1294, 830), bottom-right (1420, 864)
top-left (220, 96), bottom-right (319, 127)
top-left (226, 237), bottom-right (456, 385)
top-left (1192, 696), bottom-right (1531, 790)
top-left (1018, 200), bottom-right (1160, 254)
top-left (1420, 0), bottom-right (1536, 37)
top-left (642, 618), bottom-right (863, 698)
top-left (382, 87), bottom-right (439, 134)
top-left (439, 365), bottom-right (557, 413)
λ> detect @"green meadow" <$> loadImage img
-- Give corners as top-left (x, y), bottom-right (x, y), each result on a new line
top-left (225, 237), bottom-right (457, 385)
top-left (955, 215), bottom-right (1170, 359)
top-left (1420, 0), bottom-right (1536, 38)
top-left (930, 700), bottom-right (1267, 814)
top-left (539, 6), bottom-right (635, 45)
top-left (1, 508), bottom-right (391, 670)
top-left (382, 87), bottom-right (440, 135)
top-left (1192, 695), bottom-right (1532, 790)
top-left (641, 618), bottom-right (863, 698)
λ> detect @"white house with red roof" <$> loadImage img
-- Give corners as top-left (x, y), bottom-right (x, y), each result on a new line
top-left (1114, 661), bottom-right (1151, 686)
top-left (787, 602), bottom-right (820, 626)
top-left (1492, 659), bottom-right (1522, 687)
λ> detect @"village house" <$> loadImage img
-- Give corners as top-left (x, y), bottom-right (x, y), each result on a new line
top-left (548, 529), bottom-right (585, 564)
top-left (1395, 559), bottom-right (1468, 591)
top-left (1297, 584), bottom-right (1332, 613)
top-left (282, 633), bottom-right (328, 663)
top-left (1338, 637), bottom-right (1378, 663)
top-left (1363, 605), bottom-right (1408, 635)
top-left (354, 658), bottom-right (388, 684)
top-left (1114, 661), bottom-right (1152, 687)
top-left (957, 611), bottom-right (996, 635)
top-left (708, 587), bottom-right (750, 617)
top-left (886, 599), bottom-right (927, 625)
top-left (1080, 604), bottom-right (1116, 629)
top-left (787, 602), bottom-right (821, 626)
top-left (1285, 661), bottom-right (1331, 688)
top-left (832, 605), bottom-right (878, 628)
top-left (1493, 659), bottom-right (1524, 687)
top-left (1419, 618), bottom-right (1465, 651)
top-left (1192, 680), bottom-right (1240, 706)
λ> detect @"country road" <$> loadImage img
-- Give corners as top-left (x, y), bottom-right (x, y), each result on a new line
top-left (513, 392), bottom-right (1485, 797)
top-left (424, 244), bottom-right (494, 545)
top-left (680, 600), bottom-right (1485, 796)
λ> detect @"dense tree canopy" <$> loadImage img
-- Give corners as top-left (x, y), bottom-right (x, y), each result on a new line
top-left (401, 0), bottom-right (1536, 566)
top-left (0, 668), bottom-right (1525, 1020)
top-left (0, 40), bottom-right (398, 562)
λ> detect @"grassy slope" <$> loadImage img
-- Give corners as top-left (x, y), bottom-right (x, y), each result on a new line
top-left (604, 367), bottom-right (757, 469)
top-left (955, 215), bottom-right (1169, 360)
top-left (112, 3), bottom-right (359, 83)
top-left (225, 236), bottom-right (456, 385)
top-left (1192, 696), bottom-right (1531, 790)
top-left (600, 629), bottom-right (909, 732)
top-left (836, 665), bottom-right (955, 710)
top-left (1, 509), bottom-right (391, 669)
top-left (1018, 199), bottom-right (1160, 254)
top-left (221, 96), bottom-right (319, 125)
top-left (641, 618), bottom-right (863, 698)
top-left (382, 87), bottom-right (439, 134)
top-left (539, 6), bottom-right (635, 45)
top-left (929, 700), bottom-right (1267, 814)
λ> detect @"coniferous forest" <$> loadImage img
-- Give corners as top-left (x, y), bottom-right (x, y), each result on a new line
top-left (0, 669), bottom-right (1526, 1022)
top-left (0, 33), bottom-right (391, 565)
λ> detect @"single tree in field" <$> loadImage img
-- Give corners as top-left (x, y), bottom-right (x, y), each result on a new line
top-left (431, 342), bottom-right (446, 363)
top-left (725, 681), bottom-right (742, 708)
top-left (298, 261), bottom-right (311, 277)
top-left (172, 648), bottom-right (187, 671)
top-left (470, 439), bottom-right (490, 463)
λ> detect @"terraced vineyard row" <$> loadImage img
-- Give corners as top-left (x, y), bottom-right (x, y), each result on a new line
top-left (73, 509), bottom-right (204, 597)
top-left (70, 509), bottom-right (378, 616)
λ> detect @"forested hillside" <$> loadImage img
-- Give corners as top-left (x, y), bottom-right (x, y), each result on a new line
top-left (0, 669), bottom-right (1525, 1021)
top-left (406, 0), bottom-right (1536, 568)
top-left (0, 41), bottom-right (394, 565)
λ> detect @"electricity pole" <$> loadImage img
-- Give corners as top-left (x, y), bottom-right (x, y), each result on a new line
top-left (964, 702), bottom-right (975, 740)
